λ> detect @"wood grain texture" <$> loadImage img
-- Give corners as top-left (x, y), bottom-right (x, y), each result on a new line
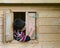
top-left (38, 18), bottom-right (60, 25)
top-left (39, 34), bottom-right (60, 42)
top-left (38, 26), bottom-right (60, 34)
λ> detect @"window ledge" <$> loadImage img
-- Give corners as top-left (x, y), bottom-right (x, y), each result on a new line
top-left (5, 40), bottom-right (39, 44)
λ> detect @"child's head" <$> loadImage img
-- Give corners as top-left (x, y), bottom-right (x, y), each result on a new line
top-left (13, 18), bottom-right (25, 31)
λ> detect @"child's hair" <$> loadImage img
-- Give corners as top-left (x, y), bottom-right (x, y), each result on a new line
top-left (13, 18), bottom-right (25, 30)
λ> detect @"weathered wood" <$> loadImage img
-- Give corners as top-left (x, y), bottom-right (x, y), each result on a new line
top-left (26, 12), bottom-right (36, 39)
top-left (38, 18), bottom-right (60, 25)
top-left (39, 34), bottom-right (60, 42)
top-left (0, 18), bottom-right (3, 25)
top-left (3, 9), bottom-right (13, 42)
top-left (0, 28), bottom-right (3, 34)
top-left (0, 10), bottom-right (4, 18)
top-left (0, 34), bottom-right (2, 42)
top-left (39, 10), bottom-right (60, 18)
top-left (38, 26), bottom-right (60, 34)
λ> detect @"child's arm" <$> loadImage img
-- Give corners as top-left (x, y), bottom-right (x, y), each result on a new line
top-left (21, 25), bottom-right (35, 38)
top-left (28, 27), bottom-right (35, 38)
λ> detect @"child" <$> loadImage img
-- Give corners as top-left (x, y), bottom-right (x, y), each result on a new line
top-left (13, 19), bottom-right (35, 42)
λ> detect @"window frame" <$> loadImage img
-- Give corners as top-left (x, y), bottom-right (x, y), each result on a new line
top-left (4, 10), bottom-right (39, 43)
top-left (26, 11), bottom-right (38, 43)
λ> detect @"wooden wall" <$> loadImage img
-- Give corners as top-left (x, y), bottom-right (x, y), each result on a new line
top-left (0, 6), bottom-right (60, 48)
top-left (37, 8), bottom-right (60, 48)
top-left (38, 9), bottom-right (60, 41)
top-left (0, 10), bottom-right (4, 44)
top-left (0, 0), bottom-right (60, 3)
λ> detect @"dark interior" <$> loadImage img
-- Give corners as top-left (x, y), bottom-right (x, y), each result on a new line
top-left (14, 12), bottom-right (25, 21)
top-left (13, 12), bottom-right (26, 36)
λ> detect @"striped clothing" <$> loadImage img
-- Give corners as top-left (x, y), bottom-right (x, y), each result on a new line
top-left (13, 30), bottom-right (26, 42)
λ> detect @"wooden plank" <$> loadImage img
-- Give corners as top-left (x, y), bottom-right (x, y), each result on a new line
top-left (26, 12), bottom-right (36, 39)
top-left (0, 26), bottom-right (3, 29)
top-left (0, 25), bottom-right (3, 34)
top-left (0, 28), bottom-right (3, 34)
top-left (38, 26), bottom-right (60, 34)
top-left (0, 10), bottom-right (4, 18)
top-left (4, 9), bottom-right (13, 42)
top-left (0, 34), bottom-right (2, 42)
top-left (38, 18), bottom-right (60, 25)
top-left (39, 34), bottom-right (60, 42)
top-left (39, 42), bottom-right (60, 46)
top-left (39, 10), bottom-right (60, 18)
top-left (0, 18), bottom-right (3, 25)
top-left (39, 42), bottom-right (60, 48)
